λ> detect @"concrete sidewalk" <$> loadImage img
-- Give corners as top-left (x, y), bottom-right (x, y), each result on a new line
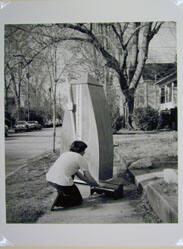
top-left (37, 181), bottom-right (146, 224)
top-left (37, 162), bottom-right (178, 224)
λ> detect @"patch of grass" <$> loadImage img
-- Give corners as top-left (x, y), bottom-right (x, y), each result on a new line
top-left (6, 150), bottom-right (60, 223)
top-left (114, 131), bottom-right (177, 163)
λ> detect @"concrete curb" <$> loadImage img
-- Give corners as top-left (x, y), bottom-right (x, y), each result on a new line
top-left (128, 169), bottom-right (178, 223)
top-left (145, 182), bottom-right (178, 223)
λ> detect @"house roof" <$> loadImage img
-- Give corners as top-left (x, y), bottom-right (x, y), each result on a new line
top-left (142, 63), bottom-right (176, 81)
top-left (155, 71), bottom-right (177, 86)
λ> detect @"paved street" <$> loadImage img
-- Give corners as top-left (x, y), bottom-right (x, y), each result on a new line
top-left (5, 127), bottom-right (62, 176)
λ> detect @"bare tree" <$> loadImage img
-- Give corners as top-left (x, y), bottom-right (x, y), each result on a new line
top-left (42, 42), bottom-right (77, 152)
top-left (55, 22), bottom-right (163, 129)
top-left (4, 25), bottom-right (58, 121)
top-left (5, 22), bottom-right (163, 129)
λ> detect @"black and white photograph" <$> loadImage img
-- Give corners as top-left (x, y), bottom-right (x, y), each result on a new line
top-left (4, 21), bottom-right (178, 224)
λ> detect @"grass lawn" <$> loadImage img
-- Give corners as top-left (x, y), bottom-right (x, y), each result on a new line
top-left (6, 150), bottom-right (60, 223)
top-left (6, 130), bottom-right (177, 223)
top-left (113, 130), bottom-right (177, 167)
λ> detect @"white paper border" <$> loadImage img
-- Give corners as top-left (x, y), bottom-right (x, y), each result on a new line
top-left (0, 0), bottom-right (183, 247)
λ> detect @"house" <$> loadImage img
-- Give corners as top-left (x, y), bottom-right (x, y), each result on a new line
top-left (134, 79), bottom-right (160, 110)
top-left (134, 64), bottom-right (177, 130)
top-left (135, 63), bottom-right (176, 109)
top-left (155, 71), bottom-right (177, 111)
top-left (155, 71), bottom-right (177, 130)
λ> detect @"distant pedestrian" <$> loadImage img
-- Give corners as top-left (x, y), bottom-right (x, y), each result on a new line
top-left (46, 140), bottom-right (99, 210)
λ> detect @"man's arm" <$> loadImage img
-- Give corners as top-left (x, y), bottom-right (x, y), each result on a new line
top-left (75, 170), bottom-right (99, 187)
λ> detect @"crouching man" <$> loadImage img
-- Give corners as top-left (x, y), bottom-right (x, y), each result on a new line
top-left (46, 140), bottom-right (99, 210)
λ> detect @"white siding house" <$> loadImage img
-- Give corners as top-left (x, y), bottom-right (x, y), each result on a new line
top-left (155, 71), bottom-right (177, 111)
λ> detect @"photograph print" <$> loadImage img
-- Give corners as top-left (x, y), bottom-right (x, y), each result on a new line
top-left (4, 21), bottom-right (177, 224)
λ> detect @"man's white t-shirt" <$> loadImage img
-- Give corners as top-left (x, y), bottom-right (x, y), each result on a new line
top-left (46, 151), bottom-right (89, 186)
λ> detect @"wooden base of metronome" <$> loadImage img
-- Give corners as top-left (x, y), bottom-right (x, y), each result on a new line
top-left (90, 184), bottom-right (124, 199)
top-left (74, 178), bottom-right (124, 200)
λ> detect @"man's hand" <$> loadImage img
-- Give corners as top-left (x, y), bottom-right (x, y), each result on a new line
top-left (90, 181), bottom-right (100, 187)
top-left (76, 170), bottom-right (100, 187)
top-left (83, 170), bottom-right (99, 187)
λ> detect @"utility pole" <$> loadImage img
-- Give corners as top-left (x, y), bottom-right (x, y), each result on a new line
top-left (48, 87), bottom-right (52, 119)
top-left (50, 47), bottom-right (76, 153)
top-left (26, 66), bottom-right (30, 121)
top-left (53, 45), bottom-right (57, 153)
top-left (145, 82), bottom-right (148, 107)
top-left (154, 73), bottom-right (157, 109)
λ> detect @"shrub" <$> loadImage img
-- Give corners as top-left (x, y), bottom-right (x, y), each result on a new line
top-left (112, 115), bottom-right (125, 132)
top-left (133, 106), bottom-right (159, 131)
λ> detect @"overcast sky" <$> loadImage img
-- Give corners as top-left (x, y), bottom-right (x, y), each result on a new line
top-left (147, 22), bottom-right (176, 63)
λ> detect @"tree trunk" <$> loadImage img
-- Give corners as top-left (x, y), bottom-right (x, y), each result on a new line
top-left (13, 86), bottom-right (21, 120)
top-left (14, 96), bottom-right (21, 120)
top-left (118, 23), bottom-right (153, 129)
top-left (124, 91), bottom-right (135, 130)
top-left (118, 73), bottom-right (135, 129)
top-left (4, 78), bottom-right (9, 111)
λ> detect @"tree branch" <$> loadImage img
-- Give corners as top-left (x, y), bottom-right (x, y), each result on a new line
top-left (59, 23), bottom-right (121, 73)
top-left (125, 23), bottom-right (147, 47)
top-left (111, 24), bottom-right (125, 50)
top-left (148, 22), bottom-right (163, 41)
top-left (121, 23), bottom-right (129, 35)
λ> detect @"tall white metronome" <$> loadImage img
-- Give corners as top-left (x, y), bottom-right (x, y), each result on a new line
top-left (60, 73), bottom-right (113, 181)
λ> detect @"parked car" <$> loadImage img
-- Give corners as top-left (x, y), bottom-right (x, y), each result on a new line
top-left (56, 119), bottom-right (62, 127)
top-left (44, 119), bottom-right (62, 128)
top-left (5, 125), bottom-right (8, 137)
top-left (27, 121), bottom-right (36, 131)
top-left (27, 121), bottom-right (42, 130)
top-left (44, 120), bottom-right (53, 128)
top-left (15, 121), bottom-right (29, 132)
top-left (34, 121), bottom-right (42, 130)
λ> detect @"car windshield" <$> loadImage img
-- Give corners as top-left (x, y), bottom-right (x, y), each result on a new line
top-left (28, 121), bottom-right (38, 123)
top-left (17, 121), bottom-right (26, 125)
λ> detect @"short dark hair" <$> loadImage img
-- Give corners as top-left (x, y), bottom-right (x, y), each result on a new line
top-left (70, 140), bottom-right (87, 153)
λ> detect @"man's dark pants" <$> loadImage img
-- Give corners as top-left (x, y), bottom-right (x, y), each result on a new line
top-left (48, 182), bottom-right (83, 209)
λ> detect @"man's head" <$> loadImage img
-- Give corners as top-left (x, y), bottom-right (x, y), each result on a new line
top-left (70, 140), bottom-right (87, 154)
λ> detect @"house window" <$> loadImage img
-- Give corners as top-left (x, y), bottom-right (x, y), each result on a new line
top-left (173, 82), bottom-right (177, 103)
top-left (160, 87), bottom-right (165, 103)
top-left (139, 95), bottom-right (144, 105)
top-left (168, 83), bottom-right (172, 102)
top-left (165, 86), bottom-right (169, 103)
